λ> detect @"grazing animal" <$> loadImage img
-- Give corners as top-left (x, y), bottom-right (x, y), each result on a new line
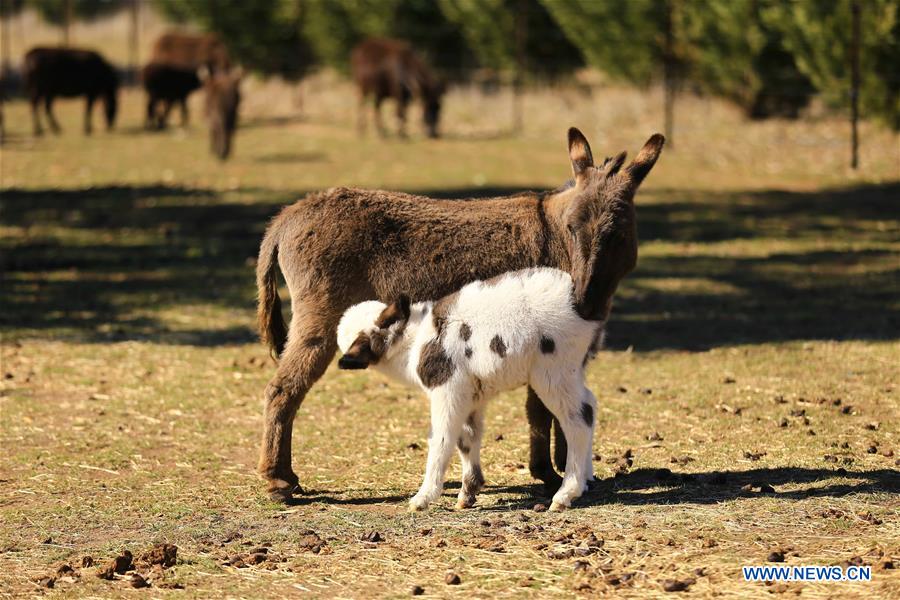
top-left (150, 31), bottom-right (230, 72)
top-left (337, 268), bottom-right (604, 511)
top-left (23, 47), bottom-right (118, 136)
top-left (351, 37), bottom-right (446, 139)
top-left (201, 68), bottom-right (242, 160)
top-left (141, 62), bottom-right (201, 130)
top-left (255, 128), bottom-right (664, 502)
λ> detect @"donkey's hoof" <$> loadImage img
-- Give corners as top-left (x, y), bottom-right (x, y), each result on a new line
top-left (265, 478), bottom-right (301, 503)
top-left (549, 501), bottom-right (568, 512)
top-left (408, 502), bottom-right (427, 513)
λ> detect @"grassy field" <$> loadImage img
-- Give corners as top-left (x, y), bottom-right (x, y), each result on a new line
top-left (1, 77), bottom-right (899, 599)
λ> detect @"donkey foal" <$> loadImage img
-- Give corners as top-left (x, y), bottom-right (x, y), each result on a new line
top-left (337, 267), bottom-right (603, 512)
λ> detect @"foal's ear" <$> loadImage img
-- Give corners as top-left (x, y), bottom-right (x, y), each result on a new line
top-left (625, 133), bottom-right (665, 187)
top-left (375, 295), bottom-right (410, 329)
top-left (567, 127), bottom-right (594, 184)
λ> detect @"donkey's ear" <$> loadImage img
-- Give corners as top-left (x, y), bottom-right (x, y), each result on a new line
top-left (567, 127), bottom-right (594, 183)
top-left (625, 134), bottom-right (665, 187)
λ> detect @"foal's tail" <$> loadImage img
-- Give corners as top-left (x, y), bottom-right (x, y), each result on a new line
top-left (256, 217), bottom-right (288, 360)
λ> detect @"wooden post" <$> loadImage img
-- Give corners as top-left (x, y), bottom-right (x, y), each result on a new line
top-left (1, 0), bottom-right (12, 77)
top-left (662, 0), bottom-right (676, 149)
top-left (129, 0), bottom-right (140, 85)
top-left (512, 0), bottom-right (527, 134)
top-left (62, 0), bottom-right (73, 46)
top-left (850, 0), bottom-right (861, 170)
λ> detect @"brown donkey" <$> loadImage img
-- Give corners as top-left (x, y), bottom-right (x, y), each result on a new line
top-left (256, 128), bottom-right (664, 501)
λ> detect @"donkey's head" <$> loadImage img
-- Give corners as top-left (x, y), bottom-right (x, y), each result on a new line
top-left (337, 296), bottom-right (411, 370)
top-left (201, 66), bottom-right (242, 160)
top-left (562, 128), bottom-right (665, 321)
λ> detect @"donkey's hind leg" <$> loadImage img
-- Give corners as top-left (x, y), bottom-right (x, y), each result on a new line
top-left (526, 387), bottom-right (563, 492)
top-left (258, 303), bottom-right (339, 502)
top-left (456, 404), bottom-right (485, 509)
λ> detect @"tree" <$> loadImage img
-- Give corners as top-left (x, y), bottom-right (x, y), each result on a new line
top-left (438, 0), bottom-right (581, 78)
top-left (541, 0), bottom-right (690, 142)
top-left (684, 0), bottom-right (815, 119)
top-left (762, 0), bottom-right (900, 131)
top-left (28, 0), bottom-right (123, 24)
top-left (154, 0), bottom-right (313, 79)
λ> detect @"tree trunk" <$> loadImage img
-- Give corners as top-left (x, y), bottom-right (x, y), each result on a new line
top-left (850, 0), bottom-right (861, 170)
top-left (663, 0), bottom-right (677, 148)
top-left (512, 0), bottom-right (527, 135)
top-left (62, 0), bottom-right (73, 46)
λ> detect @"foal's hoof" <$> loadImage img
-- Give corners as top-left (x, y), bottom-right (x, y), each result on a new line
top-left (549, 501), bottom-right (568, 512)
top-left (455, 498), bottom-right (476, 510)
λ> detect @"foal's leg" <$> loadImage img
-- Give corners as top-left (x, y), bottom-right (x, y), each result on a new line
top-left (455, 404), bottom-right (485, 509)
top-left (410, 387), bottom-right (470, 511)
top-left (531, 378), bottom-right (595, 511)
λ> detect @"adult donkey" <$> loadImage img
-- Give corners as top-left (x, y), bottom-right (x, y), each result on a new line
top-left (256, 128), bottom-right (664, 501)
top-left (351, 37), bottom-right (446, 139)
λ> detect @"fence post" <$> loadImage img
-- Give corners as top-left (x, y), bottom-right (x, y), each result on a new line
top-left (850, 0), bottom-right (861, 170)
top-left (513, 0), bottom-right (527, 135)
top-left (663, 0), bottom-right (677, 149)
top-left (129, 0), bottom-right (140, 85)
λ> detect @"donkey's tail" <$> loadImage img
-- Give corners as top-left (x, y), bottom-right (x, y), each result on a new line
top-left (256, 218), bottom-right (288, 360)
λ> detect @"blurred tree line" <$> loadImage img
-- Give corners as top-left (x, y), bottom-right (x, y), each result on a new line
top-left (8, 0), bottom-right (900, 130)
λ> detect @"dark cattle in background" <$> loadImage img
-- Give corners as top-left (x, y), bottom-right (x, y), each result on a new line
top-left (24, 47), bottom-right (118, 136)
top-left (351, 37), bottom-right (446, 139)
top-left (202, 68), bottom-right (242, 160)
top-left (142, 63), bottom-right (201, 130)
top-left (151, 31), bottom-right (230, 72)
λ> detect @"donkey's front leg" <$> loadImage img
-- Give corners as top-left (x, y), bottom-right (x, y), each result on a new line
top-left (456, 405), bottom-right (485, 509)
top-left (410, 389), bottom-right (468, 512)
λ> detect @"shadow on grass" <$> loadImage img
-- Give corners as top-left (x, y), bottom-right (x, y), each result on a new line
top-left (273, 466), bottom-right (899, 508)
top-left (476, 466), bottom-right (900, 508)
top-left (1, 181), bottom-right (898, 347)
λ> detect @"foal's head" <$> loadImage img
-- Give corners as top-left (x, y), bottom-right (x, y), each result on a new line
top-left (561, 128), bottom-right (665, 321)
top-left (337, 296), bottom-right (411, 370)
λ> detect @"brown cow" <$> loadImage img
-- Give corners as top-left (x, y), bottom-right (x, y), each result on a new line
top-left (142, 63), bottom-right (201, 130)
top-left (24, 47), bottom-right (118, 136)
top-left (254, 128), bottom-right (665, 502)
top-left (150, 31), bottom-right (230, 72)
top-left (351, 37), bottom-right (445, 139)
top-left (201, 67), bottom-right (242, 160)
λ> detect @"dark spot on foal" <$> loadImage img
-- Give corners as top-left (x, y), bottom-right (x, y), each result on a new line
top-left (464, 347), bottom-right (472, 358)
top-left (467, 412), bottom-right (476, 428)
top-left (580, 403), bottom-right (594, 426)
top-left (457, 437), bottom-right (470, 455)
top-left (540, 336), bottom-right (555, 354)
top-left (490, 335), bottom-right (507, 358)
top-left (417, 338), bottom-right (454, 388)
top-left (464, 464), bottom-right (485, 492)
top-left (459, 322), bottom-right (472, 342)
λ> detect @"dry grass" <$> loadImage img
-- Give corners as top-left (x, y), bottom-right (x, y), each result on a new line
top-left (1, 40), bottom-right (899, 599)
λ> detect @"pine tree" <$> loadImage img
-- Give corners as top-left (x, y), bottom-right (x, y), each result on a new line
top-left (762, 0), bottom-right (900, 130)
